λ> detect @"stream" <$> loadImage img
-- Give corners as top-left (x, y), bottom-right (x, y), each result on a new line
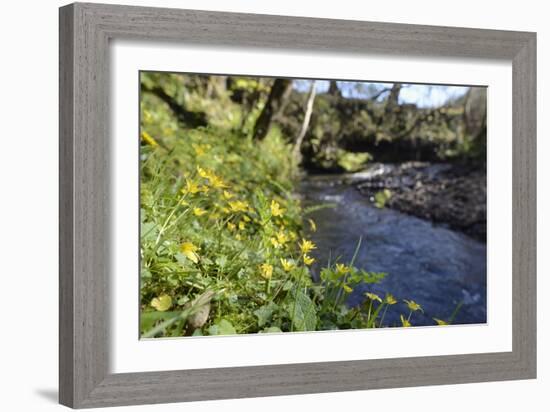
top-left (300, 171), bottom-right (487, 327)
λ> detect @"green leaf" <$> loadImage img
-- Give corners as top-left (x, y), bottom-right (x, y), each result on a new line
top-left (141, 268), bottom-right (152, 279)
top-left (254, 302), bottom-right (278, 327)
top-left (361, 271), bottom-right (387, 284)
top-left (208, 319), bottom-right (237, 336)
top-left (140, 221), bottom-right (159, 241)
top-left (215, 255), bottom-right (228, 269)
top-left (288, 288), bottom-right (317, 331)
top-left (140, 311), bottom-right (179, 334)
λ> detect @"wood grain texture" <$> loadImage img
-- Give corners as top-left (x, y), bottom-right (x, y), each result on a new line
top-left (59, 2), bottom-right (537, 408)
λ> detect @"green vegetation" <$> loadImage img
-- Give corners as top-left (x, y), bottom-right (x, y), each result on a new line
top-left (139, 73), bottom-right (440, 337)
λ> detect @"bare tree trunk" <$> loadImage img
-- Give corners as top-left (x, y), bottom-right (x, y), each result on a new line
top-left (385, 83), bottom-right (402, 115)
top-left (328, 80), bottom-right (341, 97)
top-left (292, 81), bottom-right (317, 163)
top-left (252, 79), bottom-right (293, 140)
top-left (462, 87), bottom-right (473, 139)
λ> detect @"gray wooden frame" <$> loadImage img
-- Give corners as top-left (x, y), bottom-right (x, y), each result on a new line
top-left (59, 2), bottom-right (536, 408)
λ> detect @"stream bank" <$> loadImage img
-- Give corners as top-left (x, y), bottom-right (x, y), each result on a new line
top-left (308, 161), bottom-right (487, 241)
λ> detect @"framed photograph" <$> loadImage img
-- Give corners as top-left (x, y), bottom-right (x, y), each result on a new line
top-left (59, 2), bottom-right (536, 408)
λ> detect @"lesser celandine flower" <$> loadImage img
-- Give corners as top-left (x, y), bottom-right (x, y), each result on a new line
top-left (366, 292), bottom-right (382, 303)
top-left (223, 190), bottom-right (234, 200)
top-left (180, 242), bottom-right (199, 263)
top-left (299, 239), bottom-right (317, 254)
top-left (303, 255), bottom-right (315, 265)
top-left (335, 263), bottom-right (349, 276)
top-left (400, 314), bottom-right (411, 327)
top-left (270, 237), bottom-right (282, 249)
top-left (193, 207), bottom-right (207, 216)
top-left (228, 200), bottom-right (248, 213)
top-left (238, 221), bottom-right (246, 231)
top-left (227, 222), bottom-right (236, 231)
top-left (196, 166), bottom-right (227, 189)
top-left (276, 231), bottom-right (288, 244)
top-left (404, 299), bottom-right (423, 312)
top-left (197, 166), bottom-right (210, 179)
top-left (385, 293), bottom-right (397, 305)
top-left (270, 200), bottom-right (285, 217)
top-left (193, 143), bottom-right (211, 156)
top-left (141, 131), bottom-right (159, 147)
top-left (192, 143), bottom-right (206, 156)
top-left (183, 179), bottom-right (200, 195)
top-left (209, 173), bottom-right (228, 189)
top-left (280, 258), bottom-right (294, 272)
top-left (433, 318), bottom-right (449, 326)
top-left (259, 263), bottom-right (273, 280)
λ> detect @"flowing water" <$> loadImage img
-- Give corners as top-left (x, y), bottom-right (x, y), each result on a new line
top-left (300, 172), bottom-right (487, 326)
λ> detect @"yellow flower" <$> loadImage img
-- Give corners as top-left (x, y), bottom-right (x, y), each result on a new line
top-left (276, 231), bottom-right (288, 244)
top-left (150, 294), bottom-right (172, 311)
top-left (209, 173), bottom-right (228, 189)
top-left (404, 299), bottom-right (423, 312)
top-left (303, 255), bottom-right (315, 265)
top-left (141, 131), bottom-right (158, 147)
top-left (270, 237), bottom-right (282, 249)
top-left (193, 143), bottom-right (211, 156)
top-left (335, 263), bottom-right (350, 276)
top-left (180, 242), bottom-right (199, 263)
top-left (235, 234), bottom-right (242, 240)
top-left (197, 166), bottom-right (210, 179)
top-left (400, 314), bottom-right (411, 327)
top-left (182, 179), bottom-right (200, 195)
top-left (259, 263), bottom-right (273, 280)
top-left (343, 284), bottom-right (353, 293)
top-left (223, 190), bottom-right (234, 200)
top-left (280, 258), bottom-right (294, 272)
top-left (270, 200), bottom-right (285, 217)
top-left (385, 293), bottom-right (397, 305)
top-left (365, 292), bottom-right (382, 303)
top-left (192, 143), bottom-right (206, 156)
top-left (180, 199), bottom-right (189, 206)
top-left (193, 207), bottom-right (207, 216)
top-left (228, 200), bottom-right (248, 213)
top-left (227, 222), bottom-right (236, 231)
top-left (308, 218), bottom-right (317, 232)
top-left (197, 166), bottom-right (227, 189)
top-left (238, 221), bottom-right (246, 231)
top-left (433, 318), bottom-right (449, 326)
top-left (242, 215), bottom-right (251, 222)
top-left (299, 239), bottom-right (317, 254)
